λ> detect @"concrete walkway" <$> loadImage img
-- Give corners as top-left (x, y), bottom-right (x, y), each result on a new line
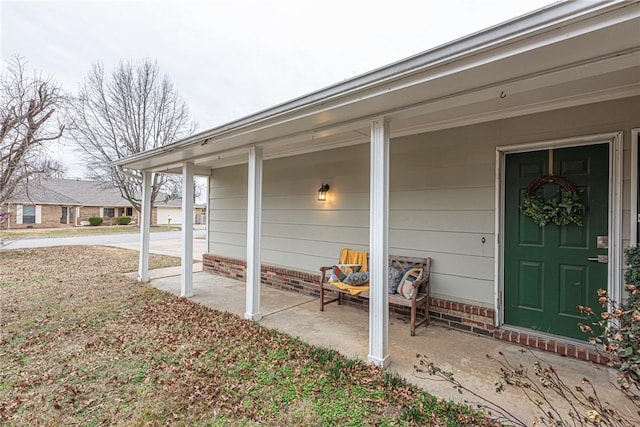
top-left (138, 266), bottom-right (637, 425)
top-left (1, 229), bottom-right (207, 261)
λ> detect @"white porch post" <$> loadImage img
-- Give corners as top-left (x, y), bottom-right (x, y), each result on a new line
top-left (181, 161), bottom-right (195, 297)
top-left (138, 170), bottom-right (152, 282)
top-left (368, 117), bottom-right (390, 368)
top-left (245, 146), bottom-right (263, 321)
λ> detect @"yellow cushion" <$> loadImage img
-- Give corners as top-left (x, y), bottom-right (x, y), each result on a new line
top-left (339, 248), bottom-right (368, 273)
top-left (329, 281), bottom-right (370, 296)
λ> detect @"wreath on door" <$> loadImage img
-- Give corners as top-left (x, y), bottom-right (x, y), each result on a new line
top-left (520, 176), bottom-right (584, 227)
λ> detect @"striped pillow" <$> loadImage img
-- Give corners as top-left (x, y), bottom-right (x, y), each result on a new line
top-left (398, 267), bottom-right (423, 299)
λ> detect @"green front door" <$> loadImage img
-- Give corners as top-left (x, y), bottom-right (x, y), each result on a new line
top-left (504, 144), bottom-right (609, 340)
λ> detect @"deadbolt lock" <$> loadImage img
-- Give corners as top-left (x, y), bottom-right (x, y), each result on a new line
top-left (597, 236), bottom-right (609, 249)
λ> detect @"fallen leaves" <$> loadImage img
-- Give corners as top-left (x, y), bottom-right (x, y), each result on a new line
top-left (0, 246), bottom-right (490, 426)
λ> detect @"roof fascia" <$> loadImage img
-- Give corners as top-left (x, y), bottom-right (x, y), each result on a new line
top-left (114, 0), bottom-right (634, 169)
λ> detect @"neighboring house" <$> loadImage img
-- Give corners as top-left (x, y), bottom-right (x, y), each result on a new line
top-left (116, 2), bottom-right (640, 367)
top-left (0, 178), bottom-right (204, 229)
top-left (155, 199), bottom-right (206, 225)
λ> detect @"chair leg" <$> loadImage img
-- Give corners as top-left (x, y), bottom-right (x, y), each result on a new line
top-left (424, 299), bottom-right (429, 327)
top-left (320, 283), bottom-right (325, 311)
top-left (411, 300), bottom-right (416, 336)
top-left (413, 299), bottom-right (429, 331)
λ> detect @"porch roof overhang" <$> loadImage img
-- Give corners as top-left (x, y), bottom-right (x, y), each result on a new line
top-left (114, 0), bottom-right (640, 175)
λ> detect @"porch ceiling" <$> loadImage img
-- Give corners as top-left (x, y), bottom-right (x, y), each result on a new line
top-left (114, 1), bottom-right (640, 175)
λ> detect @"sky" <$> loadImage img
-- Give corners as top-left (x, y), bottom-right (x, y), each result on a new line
top-left (1, 0), bottom-right (555, 177)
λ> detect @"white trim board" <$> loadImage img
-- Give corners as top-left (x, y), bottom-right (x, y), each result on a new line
top-left (631, 128), bottom-right (640, 246)
top-left (495, 131), bottom-right (624, 329)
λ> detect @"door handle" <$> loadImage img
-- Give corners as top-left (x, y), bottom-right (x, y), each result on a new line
top-left (587, 255), bottom-right (608, 263)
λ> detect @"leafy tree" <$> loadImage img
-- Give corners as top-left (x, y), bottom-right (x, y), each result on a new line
top-left (0, 56), bottom-right (66, 205)
top-left (68, 59), bottom-right (197, 211)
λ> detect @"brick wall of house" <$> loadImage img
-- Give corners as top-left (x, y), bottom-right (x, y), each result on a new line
top-left (78, 207), bottom-right (119, 226)
top-left (78, 207), bottom-right (100, 224)
top-left (202, 253), bottom-right (604, 364)
top-left (39, 205), bottom-right (63, 228)
top-left (76, 206), bottom-right (156, 226)
top-left (1, 202), bottom-right (155, 229)
top-left (0, 204), bottom-right (63, 229)
top-left (1, 204), bottom-right (15, 229)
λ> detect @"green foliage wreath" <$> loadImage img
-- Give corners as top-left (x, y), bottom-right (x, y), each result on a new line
top-left (520, 176), bottom-right (584, 227)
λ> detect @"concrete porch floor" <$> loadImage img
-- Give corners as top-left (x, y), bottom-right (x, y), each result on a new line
top-left (139, 266), bottom-right (636, 424)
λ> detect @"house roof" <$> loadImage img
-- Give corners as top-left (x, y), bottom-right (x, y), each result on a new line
top-left (51, 179), bottom-right (133, 207)
top-left (8, 178), bottom-right (132, 206)
top-left (8, 178), bottom-right (205, 208)
top-left (8, 180), bottom-right (80, 205)
top-left (114, 0), bottom-right (640, 173)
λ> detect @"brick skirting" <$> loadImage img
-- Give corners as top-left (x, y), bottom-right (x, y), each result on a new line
top-left (202, 253), bottom-right (606, 364)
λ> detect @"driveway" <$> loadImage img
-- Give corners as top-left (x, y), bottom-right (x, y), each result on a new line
top-left (1, 229), bottom-right (206, 260)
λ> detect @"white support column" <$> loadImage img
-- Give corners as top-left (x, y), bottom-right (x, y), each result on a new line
top-left (205, 174), bottom-right (211, 252)
top-left (368, 117), bottom-right (390, 368)
top-left (181, 162), bottom-right (195, 297)
top-left (245, 146), bottom-right (263, 321)
top-left (138, 170), bottom-right (152, 282)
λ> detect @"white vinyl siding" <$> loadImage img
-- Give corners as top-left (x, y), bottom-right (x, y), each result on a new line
top-left (209, 146), bottom-right (371, 271)
top-left (208, 96), bottom-right (640, 308)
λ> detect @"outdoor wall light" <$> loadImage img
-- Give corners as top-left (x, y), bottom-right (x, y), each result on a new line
top-left (317, 183), bottom-right (330, 201)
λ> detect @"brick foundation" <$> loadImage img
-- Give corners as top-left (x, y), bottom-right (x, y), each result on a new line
top-left (202, 253), bottom-right (606, 364)
top-left (492, 328), bottom-right (609, 364)
top-left (429, 298), bottom-right (495, 337)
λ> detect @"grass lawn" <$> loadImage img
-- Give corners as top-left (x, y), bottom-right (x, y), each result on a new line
top-left (0, 225), bottom-right (180, 239)
top-left (0, 246), bottom-right (495, 426)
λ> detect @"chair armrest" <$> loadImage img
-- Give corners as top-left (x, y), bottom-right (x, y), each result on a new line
top-left (319, 266), bottom-right (332, 284)
top-left (410, 276), bottom-right (429, 300)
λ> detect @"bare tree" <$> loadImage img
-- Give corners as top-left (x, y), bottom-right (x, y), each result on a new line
top-left (161, 175), bottom-right (205, 203)
top-left (0, 56), bottom-right (66, 205)
top-left (47, 159), bottom-right (67, 179)
top-left (68, 59), bottom-right (197, 211)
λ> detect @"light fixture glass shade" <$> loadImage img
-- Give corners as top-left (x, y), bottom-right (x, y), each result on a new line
top-left (317, 183), bottom-right (330, 201)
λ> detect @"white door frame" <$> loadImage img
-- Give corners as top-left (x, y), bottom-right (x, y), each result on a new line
top-left (494, 131), bottom-right (623, 328)
top-left (631, 128), bottom-right (640, 246)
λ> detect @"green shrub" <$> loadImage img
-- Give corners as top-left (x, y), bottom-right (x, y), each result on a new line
top-left (88, 216), bottom-right (103, 226)
top-left (625, 245), bottom-right (640, 287)
top-left (118, 216), bottom-right (131, 225)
